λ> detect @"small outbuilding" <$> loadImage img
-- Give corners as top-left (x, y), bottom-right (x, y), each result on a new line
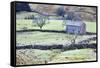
top-left (66, 20), bottom-right (86, 34)
top-left (65, 12), bottom-right (86, 34)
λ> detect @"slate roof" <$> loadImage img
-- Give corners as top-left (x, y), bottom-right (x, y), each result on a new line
top-left (66, 20), bottom-right (85, 26)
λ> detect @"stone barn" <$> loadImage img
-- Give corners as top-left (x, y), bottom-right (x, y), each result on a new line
top-left (66, 20), bottom-right (86, 34)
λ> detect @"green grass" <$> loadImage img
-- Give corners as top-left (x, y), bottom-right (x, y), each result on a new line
top-left (16, 48), bottom-right (96, 65)
top-left (16, 20), bottom-right (65, 31)
top-left (85, 21), bottom-right (96, 33)
top-left (16, 20), bottom-right (36, 30)
top-left (49, 49), bottom-right (96, 63)
top-left (16, 20), bottom-right (96, 33)
top-left (16, 19), bottom-right (96, 45)
top-left (17, 31), bottom-right (85, 44)
top-left (43, 20), bottom-right (64, 31)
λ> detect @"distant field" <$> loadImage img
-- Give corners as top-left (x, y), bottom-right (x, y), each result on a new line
top-left (16, 20), bottom-right (96, 32)
top-left (16, 20), bottom-right (65, 31)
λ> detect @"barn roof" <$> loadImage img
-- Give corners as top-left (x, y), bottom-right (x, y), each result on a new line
top-left (66, 20), bottom-right (85, 26)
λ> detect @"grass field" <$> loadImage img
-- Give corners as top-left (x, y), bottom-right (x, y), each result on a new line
top-left (17, 31), bottom-right (96, 45)
top-left (16, 48), bottom-right (96, 65)
top-left (16, 20), bottom-right (96, 44)
top-left (16, 20), bottom-right (96, 32)
top-left (49, 48), bottom-right (96, 63)
top-left (16, 19), bottom-right (97, 65)
top-left (16, 20), bottom-right (65, 31)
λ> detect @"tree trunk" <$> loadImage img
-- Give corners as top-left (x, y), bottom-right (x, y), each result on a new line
top-left (40, 27), bottom-right (42, 30)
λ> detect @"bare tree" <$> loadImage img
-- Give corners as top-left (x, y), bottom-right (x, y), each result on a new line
top-left (33, 14), bottom-right (48, 29)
